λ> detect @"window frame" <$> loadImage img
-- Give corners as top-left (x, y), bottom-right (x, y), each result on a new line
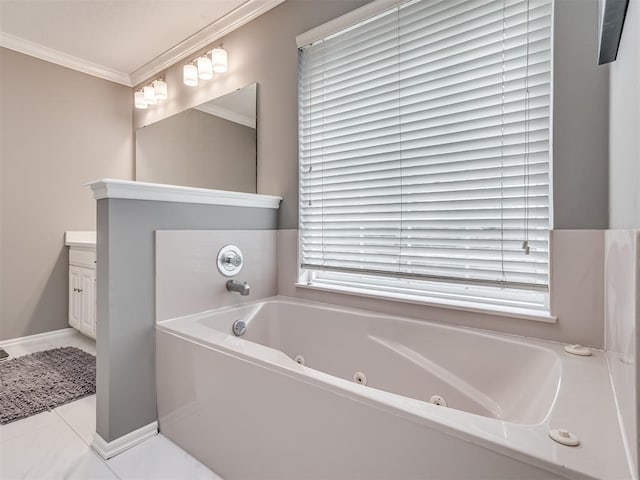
top-left (296, 0), bottom-right (555, 317)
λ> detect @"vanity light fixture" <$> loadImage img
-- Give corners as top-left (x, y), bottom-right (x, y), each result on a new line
top-left (143, 85), bottom-right (157, 105)
top-left (183, 63), bottom-right (199, 87)
top-left (153, 79), bottom-right (168, 100)
top-left (197, 55), bottom-right (213, 80)
top-left (182, 44), bottom-right (229, 86)
top-left (134, 76), bottom-right (169, 109)
top-left (211, 47), bottom-right (228, 73)
top-left (134, 91), bottom-right (148, 109)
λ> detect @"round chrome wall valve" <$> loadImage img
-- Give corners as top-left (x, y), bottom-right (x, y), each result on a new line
top-left (217, 245), bottom-right (244, 277)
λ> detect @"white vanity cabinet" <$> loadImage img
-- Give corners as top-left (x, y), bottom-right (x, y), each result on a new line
top-left (65, 231), bottom-right (96, 339)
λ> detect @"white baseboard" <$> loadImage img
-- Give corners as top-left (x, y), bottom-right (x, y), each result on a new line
top-left (0, 327), bottom-right (76, 348)
top-left (91, 422), bottom-right (159, 460)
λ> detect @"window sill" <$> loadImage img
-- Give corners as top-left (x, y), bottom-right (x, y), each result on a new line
top-left (294, 281), bottom-right (557, 324)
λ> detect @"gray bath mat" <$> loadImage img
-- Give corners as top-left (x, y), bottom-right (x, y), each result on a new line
top-left (0, 346), bottom-right (95, 424)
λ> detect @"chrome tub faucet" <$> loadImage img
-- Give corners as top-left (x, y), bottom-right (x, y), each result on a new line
top-left (226, 279), bottom-right (250, 296)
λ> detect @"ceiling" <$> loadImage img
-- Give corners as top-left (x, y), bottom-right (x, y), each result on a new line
top-left (0, 0), bottom-right (284, 86)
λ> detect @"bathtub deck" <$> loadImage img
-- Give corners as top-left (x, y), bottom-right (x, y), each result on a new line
top-left (156, 296), bottom-right (631, 479)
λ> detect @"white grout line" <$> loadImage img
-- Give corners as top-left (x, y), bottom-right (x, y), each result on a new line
top-left (51, 400), bottom-right (92, 447)
top-left (52, 406), bottom-right (124, 480)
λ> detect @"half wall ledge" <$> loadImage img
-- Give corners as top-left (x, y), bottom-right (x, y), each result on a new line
top-left (87, 178), bottom-right (282, 209)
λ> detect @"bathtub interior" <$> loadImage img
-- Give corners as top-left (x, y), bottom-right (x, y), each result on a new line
top-left (191, 299), bottom-right (561, 424)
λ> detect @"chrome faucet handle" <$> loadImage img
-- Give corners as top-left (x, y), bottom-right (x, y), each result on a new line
top-left (224, 252), bottom-right (242, 267)
top-left (217, 245), bottom-right (243, 276)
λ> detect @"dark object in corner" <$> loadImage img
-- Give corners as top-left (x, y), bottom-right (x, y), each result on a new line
top-left (598, 0), bottom-right (630, 64)
top-left (0, 348), bottom-right (8, 361)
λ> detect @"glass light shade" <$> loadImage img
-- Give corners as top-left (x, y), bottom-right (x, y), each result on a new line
top-left (183, 64), bottom-right (199, 86)
top-left (211, 48), bottom-right (228, 73)
top-left (197, 56), bottom-right (213, 80)
top-left (134, 91), bottom-right (148, 109)
top-left (143, 85), bottom-right (157, 104)
top-left (153, 79), bottom-right (168, 100)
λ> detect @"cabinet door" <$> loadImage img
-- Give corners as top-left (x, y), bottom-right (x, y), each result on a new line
top-left (80, 268), bottom-right (96, 340)
top-left (69, 266), bottom-right (82, 330)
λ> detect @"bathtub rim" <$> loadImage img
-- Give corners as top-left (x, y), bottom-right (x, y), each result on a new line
top-left (159, 294), bottom-right (579, 352)
top-left (156, 296), bottom-right (628, 480)
top-left (166, 294), bottom-right (564, 425)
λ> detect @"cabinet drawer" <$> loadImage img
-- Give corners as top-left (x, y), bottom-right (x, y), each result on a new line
top-left (69, 248), bottom-right (96, 268)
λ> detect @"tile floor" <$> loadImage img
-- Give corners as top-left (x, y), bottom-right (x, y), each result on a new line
top-left (0, 331), bottom-right (223, 480)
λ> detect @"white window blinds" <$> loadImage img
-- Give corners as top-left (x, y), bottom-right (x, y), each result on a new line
top-left (298, 0), bottom-right (551, 291)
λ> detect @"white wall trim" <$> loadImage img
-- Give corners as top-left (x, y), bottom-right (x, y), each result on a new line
top-left (296, 0), bottom-right (407, 48)
top-left (294, 282), bottom-right (556, 323)
top-left (0, 328), bottom-right (76, 348)
top-left (0, 32), bottom-right (131, 86)
top-left (88, 179), bottom-right (282, 209)
top-left (65, 231), bottom-right (97, 248)
top-left (129, 0), bottom-right (286, 86)
top-left (92, 422), bottom-right (159, 460)
top-left (195, 103), bottom-right (256, 128)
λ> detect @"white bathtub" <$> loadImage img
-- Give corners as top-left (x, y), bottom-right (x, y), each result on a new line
top-left (156, 297), bottom-right (629, 479)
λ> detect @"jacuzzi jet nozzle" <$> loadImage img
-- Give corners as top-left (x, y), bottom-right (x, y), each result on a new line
top-left (353, 372), bottom-right (367, 385)
top-left (232, 320), bottom-right (247, 336)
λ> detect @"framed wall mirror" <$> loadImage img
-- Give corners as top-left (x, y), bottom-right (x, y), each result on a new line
top-left (135, 83), bottom-right (257, 193)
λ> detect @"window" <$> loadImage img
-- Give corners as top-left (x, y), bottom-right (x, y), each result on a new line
top-left (298, 0), bottom-right (552, 312)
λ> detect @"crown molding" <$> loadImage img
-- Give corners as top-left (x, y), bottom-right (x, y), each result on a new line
top-left (1, 0), bottom-right (283, 89)
top-left (195, 103), bottom-right (256, 128)
top-left (129, 0), bottom-right (285, 87)
top-left (0, 32), bottom-right (131, 86)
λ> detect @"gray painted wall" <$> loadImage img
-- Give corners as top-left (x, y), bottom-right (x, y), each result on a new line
top-left (136, 108), bottom-right (256, 192)
top-left (0, 47), bottom-right (133, 341)
top-left (135, 0), bottom-right (610, 231)
top-left (609, 0), bottom-right (640, 229)
top-left (96, 198), bottom-right (277, 442)
top-left (552, 0), bottom-right (610, 229)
